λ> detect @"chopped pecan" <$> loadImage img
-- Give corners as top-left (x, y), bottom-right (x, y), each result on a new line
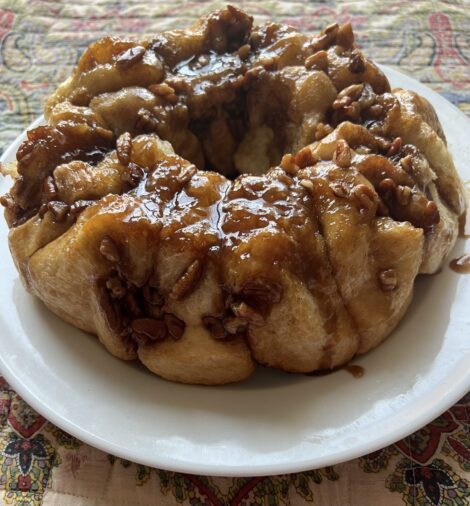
top-left (116, 46), bottom-right (146, 69)
top-left (239, 278), bottom-right (282, 310)
top-left (336, 23), bottom-right (355, 48)
top-left (169, 259), bottom-right (203, 300)
top-left (99, 236), bottom-right (120, 263)
top-left (315, 122), bottom-right (333, 140)
top-left (396, 185), bottom-right (412, 206)
top-left (135, 108), bottom-right (159, 132)
top-left (122, 162), bottom-right (145, 186)
top-left (47, 201), bottom-right (69, 222)
top-left (368, 103), bottom-right (384, 117)
top-left (106, 276), bottom-right (126, 299)
top-left (294, 147), bottom-right (318, 169)
top-left (352, 184), bottom-right (377, 212)
top-left (223, 316), bottom-right (248, 335)
top-left (164, 313), bottom-right (185, 340)
top-left (237, 43), bottom-right (251, 60)
top-left (149, 82), bottom-right (177, 104)
top-left (131, 318), bottom-right (167, 341)
top-left (378, 269), bottom-right (398, 292)
top-left (230, 302), bottom-right (265, 327)
top-left (337, 83), bottom-right (364, 101)
top-left (387, 137), bottom-right (402, 157)
top-left (304, 50), bottom-right (328, 71)
top-left (42, 176), bottom-right (58, 200)
top-left (329, 181), bottom-right (349, 198)
top-left (202, 315), bottom-right (227, 340)
top-left (116, 132), bottom-right (132, 166)
top-left (378, 178), bottom-right (397, 193)
top-left (70, 199), bottom-right (95, 215)
top-left (300, 179), bottom-right (314, 191)
top-left (176, 164), bottom-right (197, 185)
top-left (333, 139), bottom-right (352, 168)
top-left (348, 51), bottom-right (365, 73)
top-left (280, 154), bottom-right (299, 175)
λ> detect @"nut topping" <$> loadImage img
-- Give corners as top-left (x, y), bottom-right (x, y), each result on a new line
top-left (116, 132), bottom-right (132, 166)
top-left (336, 22), bottom-right (355, 48)
top-left (116, 46), bottom-right (146, 69)
top-left (176, 164), bottom-right (197, 185)
top-left (280, 154), bottom-right (299, 175)
top-left (239, 278), bottom-right (282, 310)
top-left (329, 181), bottom-right (349, 198)
top-left (230, 302), bottom-right (265, 327)
top-left (304, 50), bottom-right (328, 71)
top-left (300, 179), bottom-right (314, 191)
top-left (106, 276), bottom-right (126, 299)
top-left (378, 269), bottom-right (398, 292)
top-left (164, 313), bottom-right (185, 340)
top-left (333, 139), bottom-right (352, 168)
top-left (47, 201), bottom-right (69, 222)
top-left (99, 236), bottom-right (120, 263)
top-left (396, 185), bottom-right (412, 206)
top-left (223, 316), bottom-right (248, 335)
top-left (131, 318), bottom-right (167, 341)
top-left (387, 137), bottom-right (402, 157)
top-left (294, 147), bottom-right (318, 169)
top-left (202, 315), bottom-right (227, 340)
top-left (352, 184), bottom-right (377, 212)
top-left (169, 259), bottom-right (203, 300)
top-left (348, 51), bottom-right (366, 73)
top-left (42, 176), bottom-right (58, 199)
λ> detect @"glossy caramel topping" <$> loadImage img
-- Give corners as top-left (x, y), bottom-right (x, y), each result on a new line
top-left (449, 254), bottom-right (470, 274)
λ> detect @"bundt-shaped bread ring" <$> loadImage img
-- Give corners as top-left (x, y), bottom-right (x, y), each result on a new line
top-left (1, 7), bottom-right (465, 384)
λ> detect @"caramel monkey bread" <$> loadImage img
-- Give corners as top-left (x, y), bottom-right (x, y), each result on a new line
top-left (1, 7), bottom-right (465, 384)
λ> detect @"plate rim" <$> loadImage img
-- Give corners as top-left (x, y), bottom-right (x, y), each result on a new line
top-left (0, 65), bottom-right (469, 476)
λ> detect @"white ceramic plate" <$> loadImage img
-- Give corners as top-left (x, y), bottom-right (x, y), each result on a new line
top-left (0, 67), bottom-right (469, 477)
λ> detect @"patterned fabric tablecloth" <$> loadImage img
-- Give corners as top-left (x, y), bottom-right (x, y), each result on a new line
top-left (0, 1), bottom-right (469, 504)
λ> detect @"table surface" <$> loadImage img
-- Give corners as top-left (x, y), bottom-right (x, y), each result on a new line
top-left (0, 1), bottom-right (469, 505)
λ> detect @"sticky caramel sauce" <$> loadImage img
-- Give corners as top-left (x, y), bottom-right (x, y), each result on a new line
top-left (344, 364), bottom-right (364, 378)
top-left (449, 254), bottom-right (470, 274)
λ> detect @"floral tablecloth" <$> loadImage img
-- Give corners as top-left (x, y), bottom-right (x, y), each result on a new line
top-left (0, 1), bottom-right (469, 505)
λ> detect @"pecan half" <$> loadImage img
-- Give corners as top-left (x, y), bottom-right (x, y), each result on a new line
top-left (169, 259), bottom-right (203, 300)
top-left (239, 278), bottom-right (282, 311)
top-left (131, 318), bottom-right (167, 341)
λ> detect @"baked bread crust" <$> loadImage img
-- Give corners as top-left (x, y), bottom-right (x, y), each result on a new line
top-left (1, 7), bottom-right (465, 384)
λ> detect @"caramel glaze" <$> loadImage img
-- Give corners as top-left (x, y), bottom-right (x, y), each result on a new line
top-left (449, 254), bottom-right (470, 274)
top-left (0, 7), bottom-right (453, 368)
top-left (344, 364), bottom-right (364, 378)
top-left (97, 154), bottom-right (347, 356)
